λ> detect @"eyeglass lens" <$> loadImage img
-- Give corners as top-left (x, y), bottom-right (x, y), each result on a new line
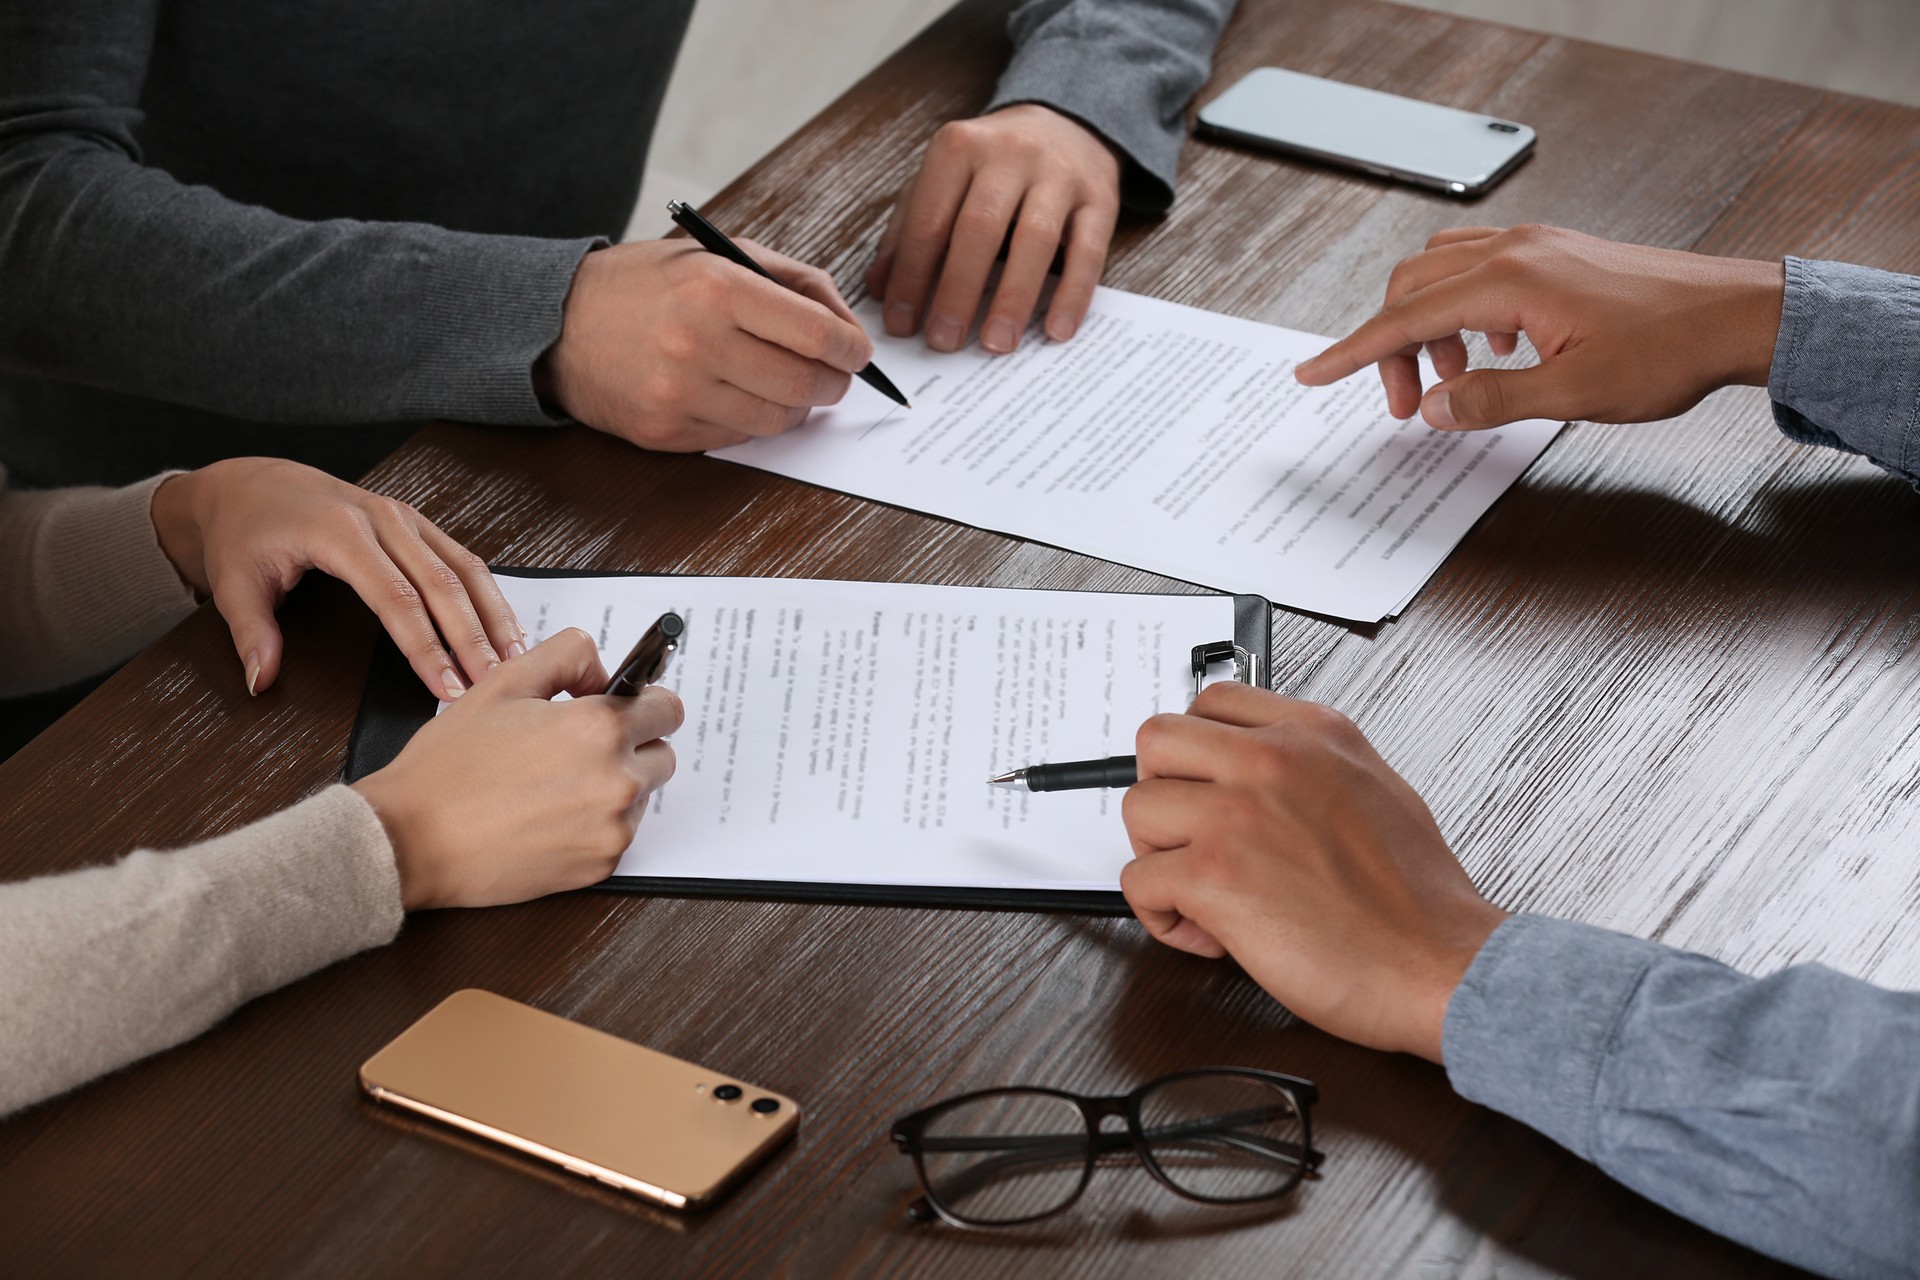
top-left (1135, 1073), bottom-right (1307, 1201)
top-left (918, 1090), bottom-right (1091, 1224)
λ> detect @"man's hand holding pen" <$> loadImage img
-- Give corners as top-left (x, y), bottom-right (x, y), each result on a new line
top-left (536, 237), bottom-right (876, 453)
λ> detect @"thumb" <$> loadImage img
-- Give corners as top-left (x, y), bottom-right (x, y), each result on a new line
top-left (470, 628), bottom-right (610, 702)
top-left (1423, 364), bottom-right (1569, 430)
top-left (209, 565), bottom-right (287, 696)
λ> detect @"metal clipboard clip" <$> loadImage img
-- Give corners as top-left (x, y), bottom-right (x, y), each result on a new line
top-left (1191, 639), bottom-right (1264, 700)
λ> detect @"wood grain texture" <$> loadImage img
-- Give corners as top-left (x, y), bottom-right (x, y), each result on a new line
top-left (3, 0), bottom-right (1914, 1274)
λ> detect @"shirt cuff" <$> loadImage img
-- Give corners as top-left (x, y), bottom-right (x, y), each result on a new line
top-left (1441, 913), bottom-right (1663, 1161)
top-left (1768, 256), bottom-right (1920, 483)
top-left (402, 233), bottom-right (604, 427)
top-left (196, 784), bottom-right (404, 1003)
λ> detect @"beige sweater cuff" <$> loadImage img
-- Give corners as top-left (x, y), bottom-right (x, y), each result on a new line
top-left (0, 473), bottom-right (199, 696)
top-left (0, 784), bottom-right (403, 1117)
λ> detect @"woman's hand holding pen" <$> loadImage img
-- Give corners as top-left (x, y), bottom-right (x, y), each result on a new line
top-left (538, 238), bottom-right (875, 452)
top-left (149, 458), bottom-right (526, 700)
top-left (1295, 225), bottom-right (1785, 431)
top-left (353, 630), bottom-right (683, 910)
top-left (1119, 683), bottom-right (1507, 1063)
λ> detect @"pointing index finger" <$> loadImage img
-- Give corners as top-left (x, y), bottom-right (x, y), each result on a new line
top-left (1296, 268), bottom-right (1519, 387)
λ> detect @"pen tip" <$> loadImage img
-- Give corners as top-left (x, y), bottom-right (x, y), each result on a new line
top-left (986, 770), bottom-right (1020, 787)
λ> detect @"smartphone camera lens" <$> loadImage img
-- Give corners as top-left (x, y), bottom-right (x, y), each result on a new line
top-left (751, 1098), bottom-right (780, 1114)
top-left (1487, 121), bottom-right (1520, 133)
top-left (713, 1084), bottom-right (744, 1102)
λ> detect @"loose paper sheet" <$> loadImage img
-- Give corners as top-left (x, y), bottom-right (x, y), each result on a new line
top-left (714, 287), bottom-right (1559, 622)
top-left (486, 573), bottom-right (1243, 892)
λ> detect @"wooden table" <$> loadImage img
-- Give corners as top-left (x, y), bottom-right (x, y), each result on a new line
top-left (4, 1), bottom-right (1916, 1274)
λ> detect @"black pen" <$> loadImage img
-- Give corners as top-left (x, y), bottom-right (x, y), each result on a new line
top-left (605, 611), bottom-right (685, 697)
top-left (987, 754), bottom-right (1137, 792)
top-left (667, 199), bottom-right (910, 409)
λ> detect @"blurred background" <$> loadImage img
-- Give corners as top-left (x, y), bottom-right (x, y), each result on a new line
top-left (626, 0), bottom-right (1920, 241)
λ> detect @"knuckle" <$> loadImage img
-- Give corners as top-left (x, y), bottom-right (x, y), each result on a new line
top-left (657, 325), bottom-right (701, 366)
top-left (1243, 731), bottom-right (1295, 780)
top-left (1134, 712), bottom-right (1181, 760)
top-left (1297, 701), bottom-right (1358, 743)
top-left (901, 206), bottom-right (950, 250)
top-left (1018, 212), bottom-right (1065, 246)
top-left (382, 573), bottom-right (423, 611)
top-left (792, 315), bottom-right (834, 362)
top-left (1462, 372), bottom-right (1506, 421)
top-left (651, 686), bottom-right (686, 733)
top-left (954, 205), bottom-right (1006, 242)
top-left (651, 742), bottom-right (679, 788)
top-left (932, 119), bottom-right (983, 154)
top-left (425, 558), bottom-right (464, 595)
top-left (642, 370), bottom-right (690, 410)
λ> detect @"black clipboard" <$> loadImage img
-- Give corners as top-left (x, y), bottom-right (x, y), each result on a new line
top-left (346, 570), bottom-right (1275, 913)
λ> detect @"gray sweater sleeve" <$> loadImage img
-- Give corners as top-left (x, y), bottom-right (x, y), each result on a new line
top-left (0, 785), bottom-right (404, 1117)
top-left (1443, 914), bottom-right (1920, 1279)
top-left (987, 0), bottom-right (1240, 212)
top-left (0, 0), bottom-right (593, 427)
top-left (1768, 257), bottom-right (1920, 483)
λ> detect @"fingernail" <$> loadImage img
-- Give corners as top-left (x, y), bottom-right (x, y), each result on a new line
top-left (440, 669), bottom-right (466, 700)
top-left (244, 651), bottom-right (260, 697)
top-left (1045, 313), bottom-right (1079, 342)
top-left (507, 640), bottom-right (527, 659)
top-left (926, 316), bottom-right (963, 352)
top-left (886, 301), bottom-right (916, 336)
top-left (981, 318), bottom-right (1017, 354)
top-left (1426, 389), bottom-right (1456, 428)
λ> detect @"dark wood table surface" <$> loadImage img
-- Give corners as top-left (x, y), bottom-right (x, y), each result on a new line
top-left (4, 0), bottom-right (1916, 1274)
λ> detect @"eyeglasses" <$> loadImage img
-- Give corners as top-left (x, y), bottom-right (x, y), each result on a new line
top-left (890, 1068), bottom-right (1323, 1228)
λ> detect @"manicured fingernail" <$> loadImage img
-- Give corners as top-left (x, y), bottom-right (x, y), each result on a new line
top-left (1426, 389), bottom-right (1456, 428)
top-left (886, 301), bottom-right (916, 336)
top-left (981, 318), bottom-right (1017, 354)
top-left (440, 669), bottom-right (466, 700)
top-left (244, 651), bottom-right (260, 697)
top-left (507, 640), bottom-right (527, 659)
top-left (1045, 313), bottom-right (1079, 342)
top-left (926, 316), bottom-right (963, 352)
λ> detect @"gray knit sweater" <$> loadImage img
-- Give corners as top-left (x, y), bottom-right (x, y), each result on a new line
top-left (0, 0), bottom-right (1238, 487)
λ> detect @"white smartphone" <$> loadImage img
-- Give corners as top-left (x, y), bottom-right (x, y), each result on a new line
top-left (1196, 67), bottom-right (1535, 196)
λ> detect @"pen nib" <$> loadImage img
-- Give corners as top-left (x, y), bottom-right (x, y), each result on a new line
top-left (986, 769), bottom-right (1024, 789)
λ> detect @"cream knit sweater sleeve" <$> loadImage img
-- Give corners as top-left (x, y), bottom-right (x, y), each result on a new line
top-left (0, 472), bottom-right (405, 1116)
top-left (0, 785), bottom-right (403, 1116)
top-left (0, 471), bottom-right (200, 696)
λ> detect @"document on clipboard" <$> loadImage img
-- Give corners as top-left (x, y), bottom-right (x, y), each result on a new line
top-left (348, 572), bottom-right (1273, 910)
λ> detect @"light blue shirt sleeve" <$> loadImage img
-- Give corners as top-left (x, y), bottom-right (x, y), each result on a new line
top-left (1769, 257), bottom-right (1920, 483)
top-left (1443, 914), bottom-right (1920, 1279)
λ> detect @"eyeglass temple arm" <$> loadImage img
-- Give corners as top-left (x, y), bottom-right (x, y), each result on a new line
top-left (910, 1108), bottom-right (1325, 1210)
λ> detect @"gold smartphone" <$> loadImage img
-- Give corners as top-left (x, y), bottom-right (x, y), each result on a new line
top-left (359, 989), bottom-right (800, 1210)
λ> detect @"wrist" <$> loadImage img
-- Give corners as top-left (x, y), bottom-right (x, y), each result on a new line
top-left (351, 771), bottom-right (442, 911)
top-left (1414, 904), bottom-right (1510, 1064)
top-left (148, 470), bottom-right (211, 597)
top-left (1711, 257), bottom-right (1786, 388)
